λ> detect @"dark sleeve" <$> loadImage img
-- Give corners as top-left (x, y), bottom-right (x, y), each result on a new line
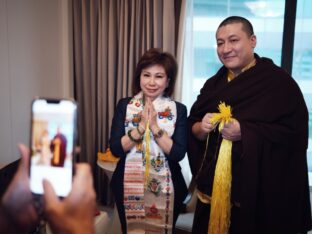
top-left (109, 98), bottom-right (130, 159)
top-left (166, 102), bottom-right (187, 162)
top-left (186, 82), bottom-right (211, 176)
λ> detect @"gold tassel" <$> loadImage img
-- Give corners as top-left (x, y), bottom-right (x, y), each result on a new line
top-left (208, 102), bottom-right (233, 234)
top-left (144, 121), bottom-right (151, 187)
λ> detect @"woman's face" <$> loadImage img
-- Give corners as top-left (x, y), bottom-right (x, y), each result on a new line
top-left (140, 64), bottom-right (169, 101)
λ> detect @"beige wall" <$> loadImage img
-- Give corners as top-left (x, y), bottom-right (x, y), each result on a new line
top-left (0, 0), bottom-right (73, 165)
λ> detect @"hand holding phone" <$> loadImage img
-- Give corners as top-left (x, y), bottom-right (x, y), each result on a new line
top-left (29, 98), bottom-right (77, 197)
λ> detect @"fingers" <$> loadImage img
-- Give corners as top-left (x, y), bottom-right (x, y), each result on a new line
top-left (74, 163), bottom-right (93, 184)
top-left (144, 99), bottom-right (155, 111)
top-left (43, 163), bottom-right (96, 229)
top-left (141, 107), bottom-right (149, 125)
top-left (147, 107), bottom-right (158, 128)
top-left (142, 103), bottom-right (152, 123)
top-left (71, 164), bottom-right (96, 212)
top-left (221, 119), bottom-right (241, 141)
top-left (18, 144), bottom-right (30, 172)
top-left (43, 179), bottom-right (59, 210)
top-left (201, 113), bottom-right (215, 133)
top-left (142, 100), bottom-right (158, 129)
top-left (147, 100), bottom-right (155, 111)
top-left (220, 121), bottom-right (232, 138)
top-left (72, 164), bottom-right (95, 198)
top-left (145, 97), bottom-right (152, 103)
top-left (74, 146), bottom-right (81, 154)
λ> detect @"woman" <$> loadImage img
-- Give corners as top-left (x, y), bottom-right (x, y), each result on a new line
top-left (37, 129), bottom-right (52, 166)
top-left (109, 48), bottom-right (187, 233)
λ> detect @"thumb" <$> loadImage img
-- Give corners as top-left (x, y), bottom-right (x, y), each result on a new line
top-left (42, 179), bottom-right (60, 211)
top-left (18, 143), bottom-right (30, 173)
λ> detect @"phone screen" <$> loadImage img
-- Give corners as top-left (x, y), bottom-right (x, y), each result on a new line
top-left (30, 98), bottom-right (77, 197)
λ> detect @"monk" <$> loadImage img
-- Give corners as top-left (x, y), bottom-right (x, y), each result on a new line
top-left (188, 16), bottom-right (311, 234)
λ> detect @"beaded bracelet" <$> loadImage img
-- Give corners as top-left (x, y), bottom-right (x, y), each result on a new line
top-left (136, 125), bottom-right (145, 135)
top-left (127, 129), bottom-right (142, 143)
top-left (153, 128), bottom-right (165, 139)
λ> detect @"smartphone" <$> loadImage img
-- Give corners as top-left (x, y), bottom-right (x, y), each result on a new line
top-left (29, 98), bottom-right (77, 197)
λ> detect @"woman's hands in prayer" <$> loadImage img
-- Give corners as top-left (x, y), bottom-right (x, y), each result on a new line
top-left (140, 98), bottom-right (173, 154)
top-left (122, 97), bottom-right (173, 155)
top-left (141, 98), bottom-right (159, 133)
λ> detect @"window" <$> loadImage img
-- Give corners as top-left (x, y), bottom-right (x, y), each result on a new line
top-left (181, 0), bottom-right (286, 183)
top-left (183, 0), bottom-right (312, 184)
top-left (293, 0), bottom-right (312, 183)
top-left (182, 0), bottom-right (285, 109)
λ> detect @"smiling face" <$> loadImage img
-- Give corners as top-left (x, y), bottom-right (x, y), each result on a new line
top-left (216, 22), bottom-right (257, 75)
top-left (140, 64), bottom-right (169, 101)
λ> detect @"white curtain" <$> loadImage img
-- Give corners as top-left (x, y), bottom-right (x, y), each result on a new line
top-left (179, 0), bottom-right (194, 187)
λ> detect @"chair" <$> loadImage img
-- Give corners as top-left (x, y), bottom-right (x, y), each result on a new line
top-left (94, 211), bottom-right (111, 234)
top-left (175, 177), bottom-right (197, 234)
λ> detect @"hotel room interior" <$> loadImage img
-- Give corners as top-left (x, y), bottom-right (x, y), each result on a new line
top-left (0, 0), bottom-right (311, 233)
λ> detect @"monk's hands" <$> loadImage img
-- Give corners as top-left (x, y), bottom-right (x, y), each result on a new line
top-left (221, 119), bottom-right (241, 141)
top-left (193, 114), bottom-right (241, 142)
top-left (201, 113), bottom-right (216, 134)
top-left (192, 113), bottom-right (216, 140)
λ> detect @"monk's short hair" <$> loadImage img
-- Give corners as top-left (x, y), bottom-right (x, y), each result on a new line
top-left (218, 16), bottom-right (254, 36)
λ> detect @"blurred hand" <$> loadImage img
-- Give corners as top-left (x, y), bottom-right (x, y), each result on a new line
top-left (221, 119), bottom-right (241, 141)
top-left (43, 163), bottom-right (96, 234)
top-left (0, 144), bottom-right (39, 232)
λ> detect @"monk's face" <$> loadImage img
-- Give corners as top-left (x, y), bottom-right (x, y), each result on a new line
top-left (216, 22), bottom-right (257, 75)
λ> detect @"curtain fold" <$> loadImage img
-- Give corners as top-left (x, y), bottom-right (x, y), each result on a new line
top-left (73, 0), bottom-right (187, 205)
top-left (174, 0), bottom-right (187, 101)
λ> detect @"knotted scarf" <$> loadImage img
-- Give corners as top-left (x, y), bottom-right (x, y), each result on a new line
top-left (208, 102), bottom-right (234, 234)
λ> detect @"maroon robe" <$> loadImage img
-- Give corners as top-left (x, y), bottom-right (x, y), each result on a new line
top-left (50, 133), bottom-right (67, 167)
top-left (188, 54), bottom-right (311, 233)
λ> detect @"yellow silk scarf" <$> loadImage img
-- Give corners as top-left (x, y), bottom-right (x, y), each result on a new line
top-left (144, 121), bottom-right (151, 187)
top-left (208, 102), bottom-right (234, 234)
